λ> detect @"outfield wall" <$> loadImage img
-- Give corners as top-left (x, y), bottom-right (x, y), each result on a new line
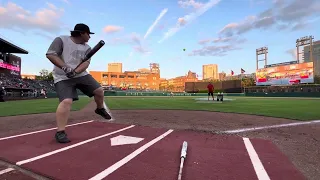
top-left (104, 91), bottom-right (244, 96)
top-left (245, 92), bottom-right (320, 97)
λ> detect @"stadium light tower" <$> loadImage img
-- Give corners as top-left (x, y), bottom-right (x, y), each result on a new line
top-left (296, 35), bottom-right (314, 63)
top-left (256, 47), bottom-right (268, 70)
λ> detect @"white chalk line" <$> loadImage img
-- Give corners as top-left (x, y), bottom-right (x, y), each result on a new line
top-left (221, 120), bottom-right (320, 134)
top-left (88, 129), bottom-right (174, 180)
top-left (0, 120), bottom-right (94, 141)
top-left (16, 125), bottom-right (135, 165)
top-left (243, 138), bottom-right (270, 180)
top-left (0, 168), bottom-right (14, 175)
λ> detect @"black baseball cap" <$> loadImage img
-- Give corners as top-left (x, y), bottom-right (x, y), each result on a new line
top-left (71, 23), bottom-right (94, 34)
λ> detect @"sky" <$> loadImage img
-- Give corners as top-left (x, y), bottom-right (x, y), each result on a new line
top-left (0, 0), bottom-right (320, 79)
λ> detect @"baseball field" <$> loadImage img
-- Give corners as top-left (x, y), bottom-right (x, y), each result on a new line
top-left (0, 95), bottom-right (319, 180)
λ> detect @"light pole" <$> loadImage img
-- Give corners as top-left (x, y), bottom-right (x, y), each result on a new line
top-left (296, 35), bottom-right (314, 63)
top-left (256, 47), bottom-right (268, 70)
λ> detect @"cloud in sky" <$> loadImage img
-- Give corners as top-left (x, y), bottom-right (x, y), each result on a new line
top-left (0, 2), bottom-right (64, 33)
top-left (61, 0), bottom-right (70, 4)
top-left (107, 33), bottom-right (151, 55)
top-left (158, 0), bottom-right (221, 43)
top-left (190, 36), bottom-right (245, 56)
top-left (178, 0), bottom-right (205, 9)
top-left (128, 8), bottom-right (169, 56)
top-left (286, 48), bottom-right (303, 62)
top-left (144, 8), bottom-right (168, 39)
top-left (188, 44), bottom-right (242, 56)
top-left (103, 25), bottom-right (124, 34)
top-left (218, 0), bottom-right (320, 37)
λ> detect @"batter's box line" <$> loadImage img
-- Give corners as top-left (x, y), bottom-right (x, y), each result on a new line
top-left (219, 119), bottom-right (320, 134)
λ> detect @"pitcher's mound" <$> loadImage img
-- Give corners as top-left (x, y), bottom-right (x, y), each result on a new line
top-left (194, 97), bottom-right (235, 103)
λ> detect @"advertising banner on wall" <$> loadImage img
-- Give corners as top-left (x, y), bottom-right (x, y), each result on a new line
top-left (255, 62), bottom-right (314, 85)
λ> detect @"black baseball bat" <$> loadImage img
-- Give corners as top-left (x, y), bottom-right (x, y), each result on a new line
top-left (75, 40), bottom-right (105, 69)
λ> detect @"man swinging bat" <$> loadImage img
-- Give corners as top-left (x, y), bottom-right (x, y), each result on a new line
top-left (46, 23), bottom-right (111, 143)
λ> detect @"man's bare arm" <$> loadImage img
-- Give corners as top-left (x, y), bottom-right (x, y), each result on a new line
top-left (46, 37), bottom-right (67, 69)
top-left (74, 61), bottom-right (90, 73)
top-left (46, 54), bottom-right (67, 69)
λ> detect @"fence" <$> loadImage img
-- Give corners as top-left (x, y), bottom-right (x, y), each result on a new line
top-left (185, 80), bottom-right (242, 93)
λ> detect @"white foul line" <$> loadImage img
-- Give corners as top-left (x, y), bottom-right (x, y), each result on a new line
top-left (221, 120), bottom-right (320, 134)
top-left (0, 120), bottom-right (94, 141)
top-left (16, 125), bottom-right (135, 165)
top-left (88, 129), bottom-right (174, 180)
top-left (0, 168), bottom-right (14, 175)
top-left (243, 138), bottom-right (270, 180)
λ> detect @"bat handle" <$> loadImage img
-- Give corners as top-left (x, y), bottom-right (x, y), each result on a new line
top-left (177, 158), bottom-right (185, 180)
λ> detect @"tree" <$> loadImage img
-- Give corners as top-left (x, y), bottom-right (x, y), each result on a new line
top-left (241, 77), bottom-right (255, 87)
top-left (37, 69), bottom-right (53, 81)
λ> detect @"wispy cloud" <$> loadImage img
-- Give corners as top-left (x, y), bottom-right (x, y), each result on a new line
top-left (144, 8), bottom-right (168, 39)
top-left (128, 8), bottom-right (168, 56)
top-left (61, 0), bottom-right (70, 4)
top-left (218, 0), bottom-right (320, 37)
top-left (103, 25), bottom-right (124, 34)
top-left (178, 0), bottom-right (205, 9)
top-left (158, 0), bottom-right (221, 43)
top-left (191, 36), bottom-right (245, 56)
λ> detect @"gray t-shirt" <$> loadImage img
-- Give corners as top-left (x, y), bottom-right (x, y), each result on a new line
top-left (46, 35), bottom-right (91, 83)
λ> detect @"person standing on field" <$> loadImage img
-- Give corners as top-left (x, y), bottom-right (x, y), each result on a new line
top-left (46, 23), bottom-right (111, 143)
top-left (207, 82), bottom-right (214, 101)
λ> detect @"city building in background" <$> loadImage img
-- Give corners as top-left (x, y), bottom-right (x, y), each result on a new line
top-left (107, 63), bottom-right (122, 73)
top-left (21, 74), bottom-right (36, 79)
top-left (90, 63), bottom-right (160, 90)
top-left (202, 64), bottom-right (218, 80)
top-left (219, 72), bottom-right (226, 81)
top-left (159, 70), bottom-right (198, 92)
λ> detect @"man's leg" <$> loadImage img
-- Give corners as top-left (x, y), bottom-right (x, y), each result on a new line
top-left (93, 87), bottom-right (104, 109)
top-left (76, 75), bottom-right (112, 119)
top-left (56, 98), bottom-right (73, 132)
top-left (54, 80), bottom-right (78, 143)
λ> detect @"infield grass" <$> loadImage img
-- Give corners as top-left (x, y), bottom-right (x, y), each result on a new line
top-left (0, 97), bottom-right (92, 117)
top-left (105, 96), bottom-right (320, 121)
top-left (1, 96), bottom-right (320, 120)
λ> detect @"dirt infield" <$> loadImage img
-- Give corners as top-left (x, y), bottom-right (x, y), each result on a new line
top-left (0, 100), bottom-right (319, 180)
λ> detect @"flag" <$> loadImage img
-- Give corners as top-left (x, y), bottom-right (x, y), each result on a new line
top-left (241, 68), bottom-right (245, 74)
top-left (231, 70), bottom-right (234, 76)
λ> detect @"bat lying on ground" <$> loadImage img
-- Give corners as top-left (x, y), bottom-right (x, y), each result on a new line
top-left (178, 141), bottom-right (188, 180)
top-left (66, 40), bottom-right (105, 78)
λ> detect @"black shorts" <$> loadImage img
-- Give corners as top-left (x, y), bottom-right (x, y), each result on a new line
top-left (208, 92), bottom-right (213, 96)
top-left (54, 74), bottom-right (101, 102)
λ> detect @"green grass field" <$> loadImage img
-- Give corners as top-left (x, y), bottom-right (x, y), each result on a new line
top-left (0, 96), bottom-right (320, 120)
top-left (0, 97), bottom-right (92, 117)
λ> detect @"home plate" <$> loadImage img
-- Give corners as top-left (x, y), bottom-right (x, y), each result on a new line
top-left (110, 135), bottom-right (144, 146)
